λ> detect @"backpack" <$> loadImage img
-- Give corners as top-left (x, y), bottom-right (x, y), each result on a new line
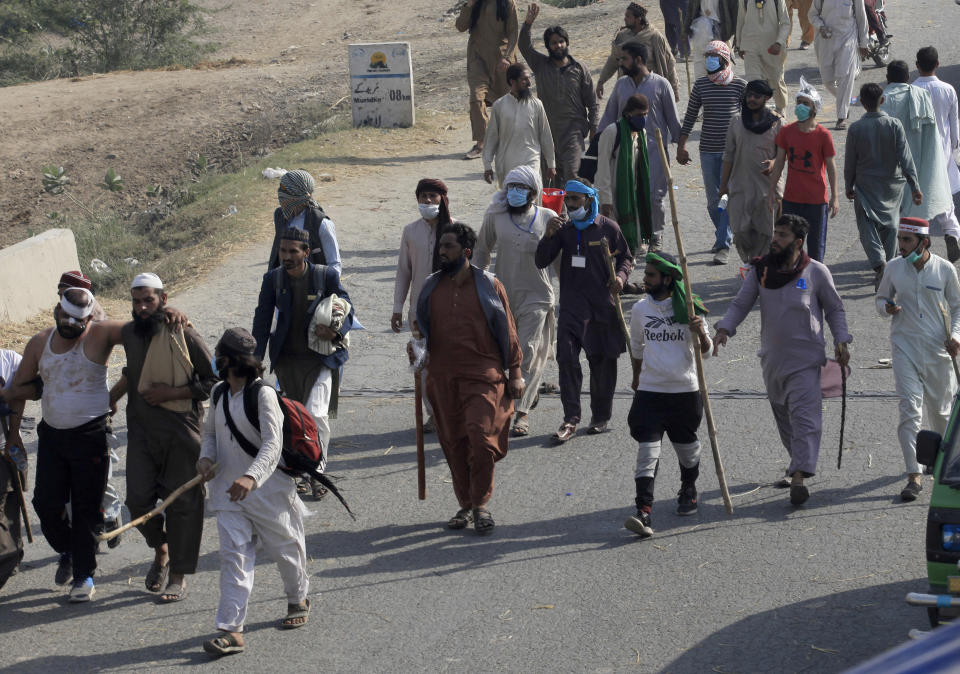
top-left (212, 380), bottom-right (355, 519)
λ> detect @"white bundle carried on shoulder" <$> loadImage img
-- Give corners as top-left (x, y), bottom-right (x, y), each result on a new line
top-left (308, 294), bottom-right (351, 355)
top-left (262, 167), bottom-right (288, 179)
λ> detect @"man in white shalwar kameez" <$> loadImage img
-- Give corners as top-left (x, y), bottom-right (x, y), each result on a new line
top-left (474, 165), bottom-right (557, 436)
top-left (482, 63), bottom-right (556, 190)
top-left (197, 328), bottom-right (310, 657)
top-left (876, 218), bottom-right (960, 503)
top-left (808, 0), bottom-right (868, 128)
top-left (913, 47), bottom-right (960, 261)
top-left (883, 61), bottom-right (960, 258)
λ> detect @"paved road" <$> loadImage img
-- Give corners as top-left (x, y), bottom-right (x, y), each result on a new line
top-left (4, 2), bottom-right (960, 671)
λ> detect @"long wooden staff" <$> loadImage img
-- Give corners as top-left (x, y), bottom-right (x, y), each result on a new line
top-left (0, 415), bottom-right (33, 543)
top-left (838, 364), bottom-right (847, 469)
top-left (414, 371), bottom-right (426, 501)
top-left (939, 302), bottom-right (960, 382)
top-left (97, 465), bottom-right (216, 542)
top-left (654, 128), bottom-right (733, 514)
top-left (600, 238), bottom-right (634, 360)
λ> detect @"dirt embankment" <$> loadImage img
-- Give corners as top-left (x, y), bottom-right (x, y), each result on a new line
top-left (0, 0), bottom-right (633, 249)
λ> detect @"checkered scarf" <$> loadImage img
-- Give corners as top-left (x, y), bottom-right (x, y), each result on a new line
top-left (278, 169), bottom-right (320, 220)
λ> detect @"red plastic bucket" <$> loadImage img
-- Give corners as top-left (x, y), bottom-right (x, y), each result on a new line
top-left (542, 188), bottom-right (564, 213)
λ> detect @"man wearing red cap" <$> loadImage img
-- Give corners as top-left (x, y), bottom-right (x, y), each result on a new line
top-left (876, 217), bottom-right (960, 501)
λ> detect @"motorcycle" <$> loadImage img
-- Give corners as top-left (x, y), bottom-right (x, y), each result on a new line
top-left (863, 0), bottom-right (892, 67)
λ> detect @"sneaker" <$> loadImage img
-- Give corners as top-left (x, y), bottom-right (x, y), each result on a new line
top-left (55, 552), bottom-right (72, 586)
top-left (104, 516), bottom-right (122, 549)
top-left (677, 483), bottom-right (698, 515)
top-left (712, 248), bottom-right (730, 265)
top-left (648, 234), bottom-right (663, 253)
top-left (946, 235), bottom-right (960, 263)
top-left (800, 41), bottom-right (811, 50)
top-left (625, 510), bottom-right (654, 538)
top-left (901, 480), bottom-right (923, 502)
top-left (463, 144), bottom-right (482, 160)
top-left (68, 576), bottom-right (95, 603)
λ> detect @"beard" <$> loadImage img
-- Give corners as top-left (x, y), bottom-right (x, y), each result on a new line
top-left (517, 87), bottom-right (532, 100)
top-left (56, 323), bottom-right (85, 339)
top-left (622, 64), bottom-right (640, 77)
top-left (549, 47), bottom-right (568, 61)
top-left (769, 243), bottom-right (795, 268)
top-left (507, 202), bottom-right (532, 215)
top-left (132, 307), bottom-right (166, 338)
top-left (439, 254), bottom-right (466, 276)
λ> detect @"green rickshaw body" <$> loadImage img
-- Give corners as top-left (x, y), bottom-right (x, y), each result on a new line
top-left (926, 394), bottom-right (960, 594)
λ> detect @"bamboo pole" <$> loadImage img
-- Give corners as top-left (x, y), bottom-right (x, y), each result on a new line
top-left (600, 238), bottom-right (634, 360)
top-left (654, 127), bottom-right (733, 515)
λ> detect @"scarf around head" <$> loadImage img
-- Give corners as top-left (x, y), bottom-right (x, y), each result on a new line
top-left (751, 250), bottom-right (812, 289)
top-left (488, 165), bottom-right (541, 215)
top-left (416, 178), bottom-right (452, 273)
top-left (564, 180), bottom-right (599, 229)
top-left (615, 117), bottom-right (652, 252)
top-left (646, 253), bottom-right (708, 324)
top-left (278, 169), bottom-right (320, 220)
top-left (705, 40), bottom-right (734, 85)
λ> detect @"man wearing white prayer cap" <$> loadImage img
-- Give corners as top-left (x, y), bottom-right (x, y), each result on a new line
top-left (0, 282), bottom-right (187, 602)
top-left (108, 273), bottom-right (216, 604)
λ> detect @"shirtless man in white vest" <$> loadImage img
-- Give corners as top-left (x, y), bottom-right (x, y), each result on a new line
top-left (1, 286), bottom-right (185, 603)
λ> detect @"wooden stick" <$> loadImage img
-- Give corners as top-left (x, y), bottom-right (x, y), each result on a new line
top-left (838, 364), bottom-right (847, 470)
top-left (600, 237), bottom-right (634, 360)
top-left (414, 371), bottom-right (426, 501)
top-left (654, 127), bottom-right (733, 515)
top-left (682, 11), bottom-right (692, 97)
top-left (0, 415), bottom-right (32, 543)
top-left (97, 465), bottom-right (215, 542)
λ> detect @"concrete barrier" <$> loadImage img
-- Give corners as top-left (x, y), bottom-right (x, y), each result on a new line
top-left (0, 229), bottom-right (80, 323)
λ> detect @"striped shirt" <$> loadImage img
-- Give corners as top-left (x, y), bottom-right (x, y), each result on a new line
top-left (680, 76), bottom-right (747, 153)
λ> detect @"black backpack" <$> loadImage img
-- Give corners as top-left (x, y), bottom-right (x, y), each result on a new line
top-left (212, 380), bottom-right (354, 519)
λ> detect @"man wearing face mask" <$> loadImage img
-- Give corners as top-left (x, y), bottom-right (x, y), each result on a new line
top-left (475, 166), bottom-right (557, 436)
top-left (598, 42), bottom-right (681, 254)
top-left (683, 0), bottom-right (739, 78)
top-left (596, 3), bottom-right (680, 103)
top-left (3, 288), bottom-right (187, 602)
top-left (596, 94), bottom-right (654, 254)
top-left (767, 77), bottom-right (839, 262)
top-left (719, 80), bottom-right (783, 268)
top-left (393, 179), bottom-right (456, 433)
top-left (677, 41), bottom-right (747, 265)
top-left (483, 63), bottom-right (557, 190)
top-left (809, 0), bottom-right (869, 129)
top-left (416, 223), bottom-right (524, 535)
top-left (108, 273), bottom-right (216, 604)
top-left (535, 180), bottom-right (634, 443)
top-left (876, 218), bottom-right (960, 502)
top-left (267, 169), bottom-right (342, 275)
top-left (714, 215), bottom-right (851, 505)
top-left (519, 4), bottom-right (598, 185)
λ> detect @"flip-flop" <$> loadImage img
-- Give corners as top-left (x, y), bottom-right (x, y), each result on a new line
top-left (280, 598), bottom-right (310, 629)
top-left (203, 633), bottom-right (245, 657)
top-left (157, 583), bottom-right (186, 604)
top-left (145, 559), bottom-right (169, 593)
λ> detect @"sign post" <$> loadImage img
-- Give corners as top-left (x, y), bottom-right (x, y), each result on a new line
top-left (349, 42), bottom-right (415, 128)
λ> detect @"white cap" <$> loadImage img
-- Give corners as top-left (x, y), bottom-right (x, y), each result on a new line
top-left (131, 273), bottom-right (163, 290)
top-left (59, 288), bottom-right (95, 319)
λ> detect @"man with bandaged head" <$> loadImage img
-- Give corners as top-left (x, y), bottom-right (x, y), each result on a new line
top-left (2, 282), bottom-right (188, 602)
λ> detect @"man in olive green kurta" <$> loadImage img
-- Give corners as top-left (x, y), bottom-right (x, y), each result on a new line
top-left (456, 0), bottom-right (521, 159)
top-left (597, 3), bottom-right (679, 102)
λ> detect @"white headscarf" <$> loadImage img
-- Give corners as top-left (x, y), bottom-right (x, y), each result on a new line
top-left (797, 75), bottom-right (823, 113)
top-left (487, 165), bottom-right (542, 214)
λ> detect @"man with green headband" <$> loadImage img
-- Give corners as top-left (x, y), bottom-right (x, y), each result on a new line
top-left (536, 179), bottom-right (634, 443)
top-left (624, 252), bottom-right (710, 537)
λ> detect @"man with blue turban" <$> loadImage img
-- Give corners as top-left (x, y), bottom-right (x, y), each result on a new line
top-left (535, 180), bottom-right (634, 444)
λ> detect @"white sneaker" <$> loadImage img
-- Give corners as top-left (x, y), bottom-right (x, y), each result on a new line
top-left (69, 577), bottom-right (95, 603)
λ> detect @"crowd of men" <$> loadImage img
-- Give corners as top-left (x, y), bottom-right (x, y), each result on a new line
top-left (1, 0), bottom-right (960, 660)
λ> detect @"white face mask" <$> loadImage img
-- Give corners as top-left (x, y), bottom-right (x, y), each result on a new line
top-left (418, 203), bottom-right (440, 219)
top-left (569, 206), bottom-right (588, 220)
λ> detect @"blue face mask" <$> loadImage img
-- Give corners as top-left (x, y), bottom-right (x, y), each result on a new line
top-left (506, 187), bottom-right (530, 207)
top-left (705, 55), bottom-right (721, 72)
top-left (795, 103), bottom-right (812, 121)
top-left (629, 114), bottom-right (646, 131)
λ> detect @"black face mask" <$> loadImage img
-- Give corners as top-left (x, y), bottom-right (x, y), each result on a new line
top-left (132, 307), bottom-right (166, 338)
top-left (214, 355), bottom-right (232, 378)
top-left (439, 254), bottom-right (466, 276)
top-left (628, 114), bottom-right (647, 132)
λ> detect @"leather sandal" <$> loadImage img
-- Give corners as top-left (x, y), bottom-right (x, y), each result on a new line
top-left (552, 422), bottom-right (577, 445)
top-left (473, 507), bottom-right (495, 536)
top-left (447, 508), bottom-right (473, 530)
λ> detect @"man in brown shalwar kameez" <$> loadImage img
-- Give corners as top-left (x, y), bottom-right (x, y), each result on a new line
top-left (415, 223), bottom-right (524, 536)
top-left (109, 273), bottom-right (217, 603)
top-left (456, 0), bottom-right (521, 160)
